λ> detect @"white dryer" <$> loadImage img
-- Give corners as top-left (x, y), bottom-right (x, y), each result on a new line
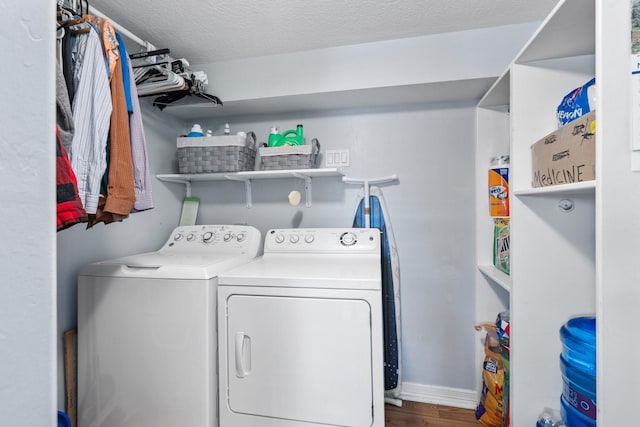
top-left (77, 224), bottom-right (261, 427)
top-left (217, 228), bottom-right (384, 427)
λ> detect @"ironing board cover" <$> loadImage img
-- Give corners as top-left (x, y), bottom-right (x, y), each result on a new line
top-left (352, 186), bottom-right (402, 398)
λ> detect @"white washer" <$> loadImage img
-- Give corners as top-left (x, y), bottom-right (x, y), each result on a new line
top-left (217, 228), bottom-right (384, 427)
top-left (77, 224), bottom-right (261, 427)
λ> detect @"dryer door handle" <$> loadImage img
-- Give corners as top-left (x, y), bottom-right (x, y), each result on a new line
top-left (235, 332), bottom-right (251, 378)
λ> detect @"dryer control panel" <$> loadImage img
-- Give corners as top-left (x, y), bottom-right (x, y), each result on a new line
top-left (264, 228), bottom-right (380, 254)
top-left (161, 225), bottom-right (261, 254)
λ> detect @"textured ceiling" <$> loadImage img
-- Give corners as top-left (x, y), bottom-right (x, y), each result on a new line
top-left (89, 0), bottom-right (559, 65)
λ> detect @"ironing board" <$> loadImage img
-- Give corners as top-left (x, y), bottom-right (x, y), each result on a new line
top-left (352, 185), bottom-right (402, 402)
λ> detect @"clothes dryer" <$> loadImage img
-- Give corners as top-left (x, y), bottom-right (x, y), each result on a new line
top-left (217, 228), bottom-right (384, 427)
top-left (77, 224), bottom-right (261, 427)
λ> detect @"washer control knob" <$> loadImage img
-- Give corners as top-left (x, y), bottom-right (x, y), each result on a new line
top-left (304, 234), bottom-right (315, 243)
top-left (174, 233), bottom-right (184, 241)
top-left (340, 232), bottom-right (357, 246)
top-left (224, 233), bottom-right (233, 242)
top-left (289, 234), bottom-right (300, 243)
top-left (203, 232), bottom-right (213, 242)
top-left (237, 233), bottom-right (246, 242)
top-left (186, 233), bottom-right (196, 242)
top-left (274, 234), bottom-right (285, 244)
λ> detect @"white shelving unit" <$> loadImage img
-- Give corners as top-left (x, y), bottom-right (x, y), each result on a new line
top-left (477, 265), bottom-right (512, 293)
top-left (156, 168), bottom-right (344, 208)
top-left (476, 0), bottom-right (640, 425)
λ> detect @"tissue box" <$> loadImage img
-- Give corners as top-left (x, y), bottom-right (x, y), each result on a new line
top-left (531, 111), bottom-right (596, 188)
top-left (177, 132), bottom-right (256, 173)
top-left (259, 138), bottom-right (320, 170)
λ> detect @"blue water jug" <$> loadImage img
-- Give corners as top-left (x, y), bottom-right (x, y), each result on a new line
top-left (559, 316), bottom-right (596, 427)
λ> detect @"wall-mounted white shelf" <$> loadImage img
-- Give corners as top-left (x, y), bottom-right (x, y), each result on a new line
top-left (156, 168), bottom-right (345, 208)
top-left (154, 78), bottom-right (497, 120)
top-left (477, 264), bottom-right (511, 293)
top-left (513, 180), bottom-right (595, 197)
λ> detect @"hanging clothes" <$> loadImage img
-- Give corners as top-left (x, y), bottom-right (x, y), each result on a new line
top-left (68, 22), bottom-right (112, 215)
top-left (56, 61), bottom-right (74, 153)
top-left (119, 33), bottom-right (154, 212)
top-left (84, 16), bottom-right (136, 226)
top-left (57, 8), bottom-right (153, 230)
top-left (56, 127), bottom-right (88, 231)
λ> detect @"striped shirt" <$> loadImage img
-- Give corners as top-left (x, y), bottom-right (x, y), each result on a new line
top-left (121, 35), bottom-right (154, 211)
top-left (69, 25), bottom-right (112, 214)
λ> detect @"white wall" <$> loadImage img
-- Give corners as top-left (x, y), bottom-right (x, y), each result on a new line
top-left (172, 103), bottom-right (478, 390)
top-left (0, 1), bottom-right (57, 426)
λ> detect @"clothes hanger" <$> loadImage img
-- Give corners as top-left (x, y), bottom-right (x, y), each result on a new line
top-left (57, 4), bottom-right (90, 34)
top-left (151, 77), bottom-right (223, 111)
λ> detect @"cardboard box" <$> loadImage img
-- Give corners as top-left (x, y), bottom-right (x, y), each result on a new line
top-left (531, 110), bottom-right (596, 188)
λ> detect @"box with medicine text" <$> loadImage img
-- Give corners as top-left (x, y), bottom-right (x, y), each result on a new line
top-left (530, 110), bottom-right (595, 188)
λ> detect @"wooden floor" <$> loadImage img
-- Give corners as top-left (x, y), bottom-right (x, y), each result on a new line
top-left (385, 400), bottom-right (479, 426)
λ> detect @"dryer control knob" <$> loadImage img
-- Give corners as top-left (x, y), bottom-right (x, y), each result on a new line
top-left (186, 234), bottom-right (196, 242)
top-left (237, 233), bottom-right (246, 242)
top-left (224, 233), bottom-right (232, 242)
top-left (274, 234), bottom-right (285, 244)
top-left (289, 234), bottom-right (300, 243)
top-left (174, 233), bottom-right (184, 241)
top-left (340, 232), bottom-right (357, 246)
top-left (203, 232), bottom-right (214, 242)
top-left (304, 234), bottom-right (315, 243)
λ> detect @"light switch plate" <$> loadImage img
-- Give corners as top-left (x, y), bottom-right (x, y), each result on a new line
top-left (325, 149), bottom-right (350, 167)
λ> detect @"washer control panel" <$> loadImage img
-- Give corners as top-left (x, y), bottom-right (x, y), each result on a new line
top-left (161, 225), bottom-right (261, 254)
top-left (265, 228), bottom-right (380, 254)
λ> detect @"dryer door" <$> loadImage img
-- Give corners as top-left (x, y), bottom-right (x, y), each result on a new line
top-left (225, 294), bottom-right (374, 426)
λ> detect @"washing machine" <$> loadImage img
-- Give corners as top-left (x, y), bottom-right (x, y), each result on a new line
top-left (77, 224), bottom-right (261, 427)
top-left (217, 228), bottom-right (384, 427)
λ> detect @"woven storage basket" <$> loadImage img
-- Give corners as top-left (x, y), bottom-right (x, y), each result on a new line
top-left (259, 138), bottom-right (320, 170)
top-left (177, 132), bottom-right (256, 173)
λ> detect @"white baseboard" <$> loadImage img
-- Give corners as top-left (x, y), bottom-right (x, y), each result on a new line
top-left (399, 382), bottom-right (478, 410)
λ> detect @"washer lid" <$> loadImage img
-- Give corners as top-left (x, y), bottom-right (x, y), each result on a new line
top-left (218, 254), bottom-right (381, 290)
top-left (79, 251), bottom-right (258, 280)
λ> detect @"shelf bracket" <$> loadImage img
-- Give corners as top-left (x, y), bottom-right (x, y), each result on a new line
top-left (224, 175), bottom-right (253, 208)
top-left (157, 177), bottom-right (192, 198)
top-left (292, 173), bottom-right (313, 207)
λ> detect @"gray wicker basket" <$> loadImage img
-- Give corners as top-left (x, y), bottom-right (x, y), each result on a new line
top-left (259, 138), bottom-right (320, 170)
top-left (177, 132), bottom-right (256, 173)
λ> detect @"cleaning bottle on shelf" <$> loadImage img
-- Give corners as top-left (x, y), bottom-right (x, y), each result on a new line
top-left (488, 155), bottom-right (510, 217)
top-left (187, 124), bottom-right (205, 137)
top-left (224, 123), bottom-right (230, 135)
top-left (282, 124), bottom-right (304, 146)
top-left (268, 124), bottom-right (304, 147)
top-left (268, 126), bottom-right (283, 147)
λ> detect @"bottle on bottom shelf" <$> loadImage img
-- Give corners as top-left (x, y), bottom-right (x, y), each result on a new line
top-left (559, 316), bottom-right (596, 427)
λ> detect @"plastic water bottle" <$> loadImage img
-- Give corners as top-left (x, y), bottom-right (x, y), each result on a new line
top-left (559, 316), bottom-right (596, 427)
top-left (536, 408), bottom-right (565, 427)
